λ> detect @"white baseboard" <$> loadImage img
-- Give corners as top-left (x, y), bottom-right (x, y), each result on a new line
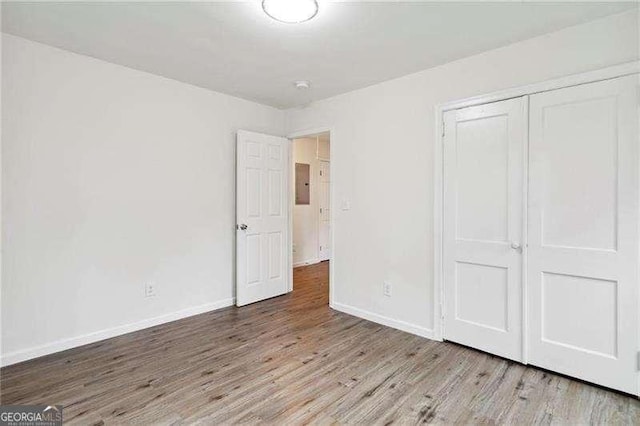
top-left (293, 258), bottom-right (320, 268)
top-left (330, 302), bottom-right (436, 340)
top-left (1, 298), bottom-right (235, 367)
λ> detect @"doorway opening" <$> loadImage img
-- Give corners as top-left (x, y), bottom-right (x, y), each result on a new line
top-left (291, 132), bottom-right (331, 299)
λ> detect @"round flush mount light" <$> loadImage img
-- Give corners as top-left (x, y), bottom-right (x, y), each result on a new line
top-left (262, 0), bottom-right (319, 24)
top-left (294, 80), bottom-right (311, 89)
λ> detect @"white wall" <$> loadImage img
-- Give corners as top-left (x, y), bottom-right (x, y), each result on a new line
top-left (292, 137), bottom-right (320, 266)
top-left (2, 9), bottom-right (638, 365)
top-left (286, 10), bottom-right (639, 338)
top-left (1, 34), bottom-right (285, 364)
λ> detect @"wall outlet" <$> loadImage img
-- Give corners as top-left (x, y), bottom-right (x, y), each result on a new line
top-left (145, 282), bottom-right (156, 298)
top-left (383, 281), bottom-right (392, 297)
top-left (292, 244), bottom-right (297, 253)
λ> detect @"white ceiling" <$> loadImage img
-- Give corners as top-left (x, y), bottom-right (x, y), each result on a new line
top-left (2, 2), bottom-right (636, 109)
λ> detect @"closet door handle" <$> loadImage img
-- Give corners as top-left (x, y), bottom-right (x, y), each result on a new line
top-left (510, 242), bottom-right (521, 250)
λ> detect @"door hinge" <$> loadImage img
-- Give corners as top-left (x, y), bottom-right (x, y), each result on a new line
top-left (320, 208), bottom-right (323, 214)
top-left (320, 170), bottom-right (323, 176)
top-left (442, 120), bottom-right (445, 137)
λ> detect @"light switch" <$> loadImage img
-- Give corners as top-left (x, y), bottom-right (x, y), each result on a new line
top-left (341, 199), bottom-right (351, 211)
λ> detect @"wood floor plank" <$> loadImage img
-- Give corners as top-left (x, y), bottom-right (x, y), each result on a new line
top-left (1, 261), bottom-right (638, 424)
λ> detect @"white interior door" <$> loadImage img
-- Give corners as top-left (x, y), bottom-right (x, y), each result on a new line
top-left (443, 97), bottom-right (527, 362)
top-left (236, 130), bottom-right (290, 306)
top-left (528, 75), bottom-right (638, 395)
top-left (318, 160), bottom-right (331, 261)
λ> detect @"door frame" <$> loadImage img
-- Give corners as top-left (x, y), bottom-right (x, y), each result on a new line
top-left (433, 61), bottom-right (640, 380)
top-left (287, 126), bottom-right (335, 306)
top-left (318, 158), bottom-right (331, 262)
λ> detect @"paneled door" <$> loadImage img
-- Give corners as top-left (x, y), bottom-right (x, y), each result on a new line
top-left (443, 97), bottom-right (527, 362)
top-left (528, 76), bottom-right (638, 394)
top-left (236, 130), bottom-right (290, 306)
top-left (318, 160), bottom-right (331, 261)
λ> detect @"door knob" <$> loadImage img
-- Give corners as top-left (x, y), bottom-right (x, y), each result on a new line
top-left (237, 224), bottom-right (248, 230)
top-left (510, 242), bottom-right (521, 250)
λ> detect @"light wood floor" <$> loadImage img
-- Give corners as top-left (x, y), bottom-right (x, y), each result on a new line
top-left (1, 261), bottom-right (638, 424)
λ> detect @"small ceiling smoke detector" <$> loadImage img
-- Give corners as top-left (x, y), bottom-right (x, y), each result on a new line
top-left (294, 80), bottom-right (311, 90)
top-left (262, 0), bottom-right (319, 24)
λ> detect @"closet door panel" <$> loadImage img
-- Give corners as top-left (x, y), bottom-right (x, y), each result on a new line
top-left (528, 75), bottom-right (638, 395)
top-left (443, 97), bottom-right (527, 362)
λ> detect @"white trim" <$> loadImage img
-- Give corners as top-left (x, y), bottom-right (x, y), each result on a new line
top-left (288, 138), bottom-right (294, 292)
top-left (440, 61), bottom-right (640, 113)
top-left (331, 302), bottom-right (435, 340)
top-left (288, 126), bottom-right (332, 140)
top-left (293, 258), bottom-right (321, 268)
top-left (433, 60), bottom-right (640, 365)
top-left (433, 106), bottom-right (444, 341)
top-left (288, 126), bottom-right (335, 305)
top-left (521, 96), bottom-right (530, 364)
top-left (1, 298), bottom-right (235, 367)
top-left (637, 77), bottom-right (640, 398)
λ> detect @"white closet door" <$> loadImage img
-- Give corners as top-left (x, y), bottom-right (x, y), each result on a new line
top-left (443, 97), bottom-right (527, 362)
top-left (528, 75), bottom-right (638, 395)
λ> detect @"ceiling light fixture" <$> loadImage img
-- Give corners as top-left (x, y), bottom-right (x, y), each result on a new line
top-left (262, 0), bottom-right (319, 24)
top-left (294, 80), bottom-right (311, 89)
